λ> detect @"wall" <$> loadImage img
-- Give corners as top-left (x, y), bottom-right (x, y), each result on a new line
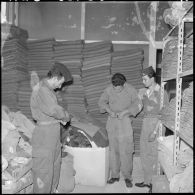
top-left (17, 2), bottom-right (172, 69)
top-left (18, 2), bottom-right (81, 40)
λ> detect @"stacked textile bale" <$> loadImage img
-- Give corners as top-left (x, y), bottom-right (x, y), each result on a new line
top-left (180, 82), bottom-right (193, 146)
top-left (161, 38), bottom-right (178, 79)
top-left (82, 41), bottom-right (112, 120)
top-left (18, 79), bottom-right (33, 120)
top-left (27, 38), bottom-right (55, 79)
top-left (53, 40), bottom-right (83, 76)
top-left (53, 40), bottom-right (84, 115)
top-left (183, 35), bottom-right (193, 72)
top-left (2, 38), bottom-right (29, 111)
top-left (111, 48), bottom-right (144, 89)
top-left (63, 75), bottom-right (87, 115)
top-left (160, 97), bottom-right (176, 131)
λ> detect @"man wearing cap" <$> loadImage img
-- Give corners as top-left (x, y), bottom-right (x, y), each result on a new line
top-left (135, 66), bottom-right (168, 192)
top-left (30, 62), bottom-right (72, 193)
top-left (98, 73), bottom-right (142, 188)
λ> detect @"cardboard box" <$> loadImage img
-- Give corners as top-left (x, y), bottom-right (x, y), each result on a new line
top-left (64, 145), bottom-right (109, 187)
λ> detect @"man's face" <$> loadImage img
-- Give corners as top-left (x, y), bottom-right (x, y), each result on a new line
top-left (53, 77), bottom-right (65, 89)
top-left (113, 85), bottom-right (124, 93)
top-left (142, 75), bottom-right (152, 88)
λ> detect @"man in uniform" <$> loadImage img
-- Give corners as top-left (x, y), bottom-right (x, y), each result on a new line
top-left (30, 62), bottom-right (72, 193)
top-left (98, 73), bottom-right (142, 188)
top-left (135, 66), bottom-right (168, 193)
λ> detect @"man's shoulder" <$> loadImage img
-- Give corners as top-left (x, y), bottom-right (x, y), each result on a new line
top-left (125, 83), bottom-right (136, 91)
top-left (104, 84), bottom-right (113, 92)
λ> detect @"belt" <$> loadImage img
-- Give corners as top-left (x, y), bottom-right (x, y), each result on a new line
top-left (37, 121), bottom-right (59, 125)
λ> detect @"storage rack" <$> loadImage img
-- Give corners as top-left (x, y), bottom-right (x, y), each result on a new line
top-left (158, 5), bottom-right (193, 177)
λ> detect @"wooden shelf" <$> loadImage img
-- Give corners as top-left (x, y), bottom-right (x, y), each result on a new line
top-left (162, 75), bottom-right (176, 82)
top-left (178, 131), bottom-right (193, 148)
top-left (182, 13), bottom-right (193, 23)
top-left (162, 121), bottom-right (175, 133)
top-left (179, 69), bottom-right (193, 78)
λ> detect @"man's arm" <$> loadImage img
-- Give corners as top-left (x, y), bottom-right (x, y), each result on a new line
top-left (117, 86), bottom-right (143, 119)
top-left (36, 87), bottom-right (70, 122)
top-left (98, 88), bottom-right (116, 117)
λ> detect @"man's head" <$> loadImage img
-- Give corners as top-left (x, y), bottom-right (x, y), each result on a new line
top-left (141, 66), bottom-right (156, 88)
top-left (47, 63), bottom-right (66, 89)
top-left (111, 73), bottom-right (126, 93)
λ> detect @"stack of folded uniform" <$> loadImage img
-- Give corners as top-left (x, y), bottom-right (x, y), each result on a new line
top-left (183, 35), bottom-right (193, 72)
top-left (180, 82), bottom-right (193, 146)
top-left (18, 79), bottom-right (33, 120)
top-left (53, 40), bottom-right (83, 76)
top-left (82, 41), bottom-right (112, 116)
top-left (63, 75), bottom-right (87, 116)
top-left (2, 38), bottom-right (29, 112)
top-left (27, 38), bottom-right (55, 79)
top-left (111, 48), bottom-right (144, 90)
top-left (161, 38), bottom-right (178, 79)
top-left (160, 97), bottom-right (176, 131)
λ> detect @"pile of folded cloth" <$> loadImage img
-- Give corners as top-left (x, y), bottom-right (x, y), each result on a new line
top-left (183, 35), bottom-right (193, 72)
top-left (111, 48), bottom-right (144, 90)
top-left (161, 38), bottom-right (178, 79)
top-left (159, 97), bottom-right (176, 131)
top-left (82, 41), bottom-right (112, 115)
top-left (169, 140), bottom-right (193, 192)
top-left (2, 105), bottom-right (34, 194)
top-left (53, 40), bottom-right (84, 114)
top-left (18, 79), bottom-right (33, 120)
top-left (27, 38), bottom-right (55, 79)
top-left (1, 23), bottom-right (29, 45)
top-left (163, 1), bottom-right (193, 27)
top-left (2, 37), bottom-right (29, 112)
top-left (157, 135), bottom-right (175, 181)
top-left (53, 40), bottom-right (83, 76)
top-left (61, 112), bottom-right (109, 148)
top-left (180, 81), bottom-right (193, 146)
top-left (157, 134), bottom-right (193, 189)
top-left (63, 75), bottom-right (87, 115)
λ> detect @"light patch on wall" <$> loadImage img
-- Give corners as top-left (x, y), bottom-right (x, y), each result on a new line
top-left (132, 16), bottom-right (139, 25)
top-left (68, 14), bottom-right (72, 19)
top-left (111, 31), bottom-right (118, 35)
top-left (63, 24), bottom-right (77, 29)
top-left (126, 22), bottom-right (130, 26)
top-left (102, 23), bottom-right (115, 29)
top-left (109, 17), bottom-right (117, 23)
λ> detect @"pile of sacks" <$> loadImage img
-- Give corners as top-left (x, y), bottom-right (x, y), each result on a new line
top-left (2, 105), bottom-right (35, 193)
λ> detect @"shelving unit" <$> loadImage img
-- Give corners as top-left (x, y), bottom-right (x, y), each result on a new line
top-left (158, 4), bottom-right (193, 178)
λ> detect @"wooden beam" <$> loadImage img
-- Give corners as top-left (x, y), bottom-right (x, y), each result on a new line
top-left (14, 2), bottom-right (19, 26)
top-left (149, 1), bottom-right (157, 69)
top-left (85, 40), bottom-right (149, 44)
top-left (81, 2), bottom-right (85, 40)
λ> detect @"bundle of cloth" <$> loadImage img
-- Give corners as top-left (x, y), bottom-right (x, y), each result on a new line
top-left (61, 111), bottom-right (109, 148)
top-left (169, 141), bottom-right (193, 192)
top-left (2, 105), bottom-right (35, 193)
top-left (163, 1), bottom-right (193, 27)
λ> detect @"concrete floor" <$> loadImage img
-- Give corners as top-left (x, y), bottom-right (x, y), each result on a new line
top-left (71, 157), bottom-right (149, 193)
